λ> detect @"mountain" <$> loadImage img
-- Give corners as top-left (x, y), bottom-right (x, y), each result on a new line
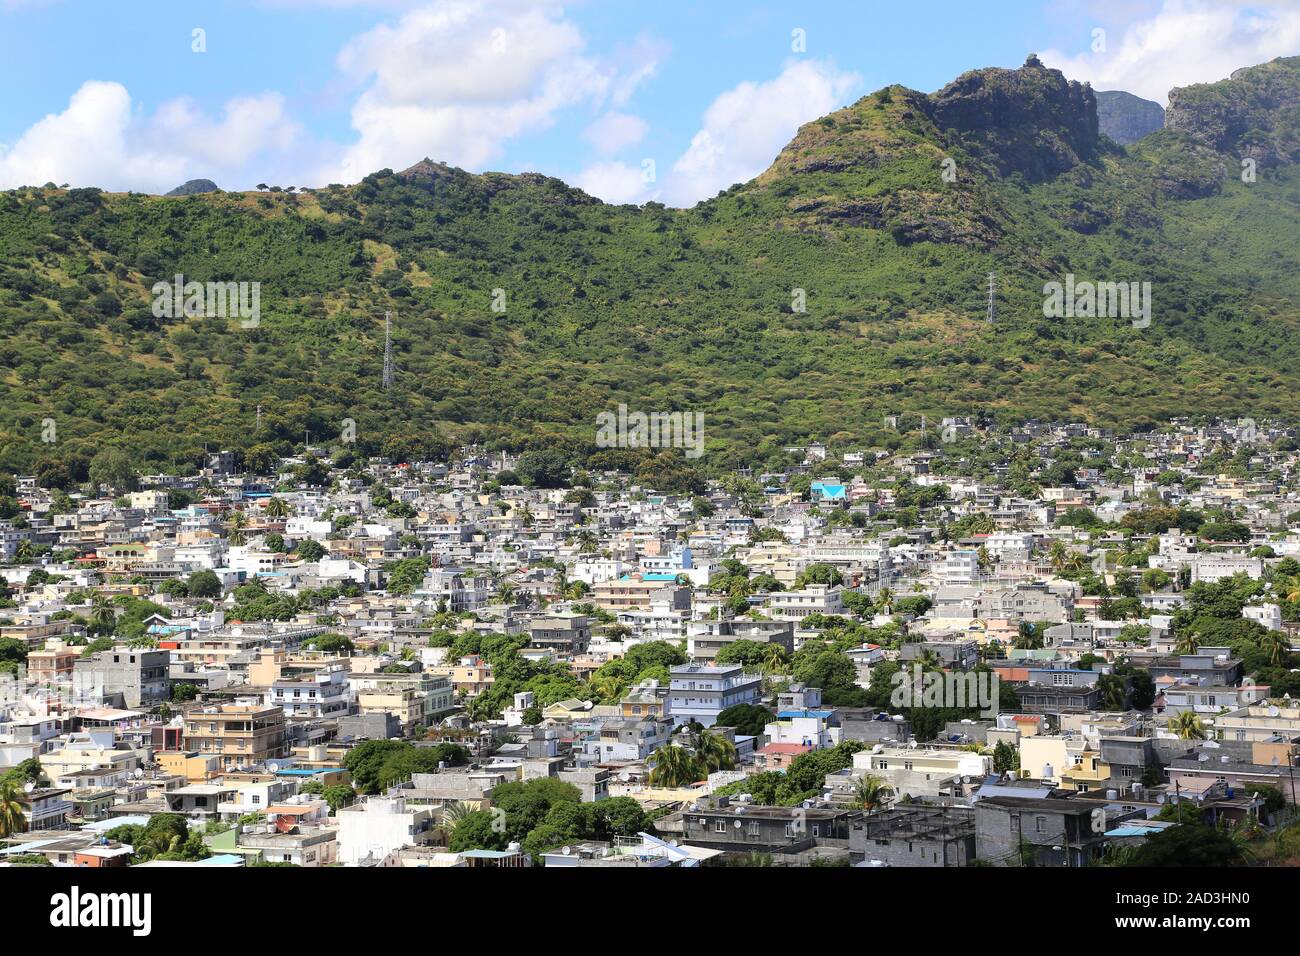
top-left (1095, 90), bottom-right (1165, 145)
top-left (163, 179), bottom-right (220, 197)
top-left (1, 54), bottom-right (1299, 479)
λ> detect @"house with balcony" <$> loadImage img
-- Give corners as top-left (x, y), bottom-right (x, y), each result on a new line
top-left (666, 664), bottom-right (762, 728)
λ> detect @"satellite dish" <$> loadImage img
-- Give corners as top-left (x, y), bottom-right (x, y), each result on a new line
top-left (133, 768), bottom-right (144, 779)
top-left (23, 782), bottom-right (35, 793)
top-left (268, 763), bottom-right (281, 773)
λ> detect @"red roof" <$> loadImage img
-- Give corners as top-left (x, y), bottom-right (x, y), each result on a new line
top-left (759, 743), bottom-right (814, 755)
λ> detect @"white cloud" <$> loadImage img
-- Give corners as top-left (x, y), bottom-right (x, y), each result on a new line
top-left (1041, 0), bottom-right (1300, 104)
top-left (575, 159), bottom-right (658, 204)
top-left (0, 81), bottom-right (302, 192)
top-left (582, 111), bottom-right (649, 156)
top-left (663, 58), bottom-right (860, 207)
top-left (321, 0), bottom-right (662, 183)
top-left (0, 1), bottom-right (665, 192)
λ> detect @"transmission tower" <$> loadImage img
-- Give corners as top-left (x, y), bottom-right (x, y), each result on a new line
top-left (986, 272), bottom-right (997, 323)
top-left (382, 310), bottom-right (395, 390)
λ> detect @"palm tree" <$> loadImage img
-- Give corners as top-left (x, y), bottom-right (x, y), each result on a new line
top-left (1172, 710), bottom-right (1207, 740)
top-left (854, 775), bottom-right (894, 813)
top-left (440, 801), bottom-right (473, 830)
top-left (89, 594), bottom-right (116, 636)
top-left (648, 743), bottom-right (701, 788)
top-left (226, 511), bottom-right (248, 546)
top-left (0, 778), bottom-right (27, 838)
top-left (689, 725), bottom-right (737, 774)
top-left (14, 539), bottom-right (34, 563)
top-left (1173, 631), bottom-right (1201, 656)
top-left (1260, 630), bottom-right (1291, 668)
top-left (1048, 541), bottom-right (1068, 572)
top-left (265, 497), bottom-right (291, 519)
top-left (517, 506), bottom-right (535, 527)
top-left (590, 672), bottom-right (627, 703)
top-left (761, 643), bottom-right (788, 675)
top-left (576, 531), bottom-right (599, 554)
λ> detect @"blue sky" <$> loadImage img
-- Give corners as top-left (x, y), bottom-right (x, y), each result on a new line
top-left (1, 0), bottom-right (1296, 205)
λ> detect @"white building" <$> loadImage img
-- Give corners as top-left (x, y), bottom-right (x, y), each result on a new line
top-left (666, 664), bottom-right (762, 728)
top-left (1191, 555), bottom-right (1262, 583)
top-left (1243, 603), bottom-right (1283, 632)
top-left (336, 795), bottom-right (435, 866)
top-left (768, 585), bottom-right (844, 621)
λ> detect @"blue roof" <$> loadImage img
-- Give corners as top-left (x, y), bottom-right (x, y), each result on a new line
top-left (642, 572), bottom-right (680, 582)
top-left (275, 767), bottom-right (342, 776)
top-left (777, 709), bottom-right (833, 720)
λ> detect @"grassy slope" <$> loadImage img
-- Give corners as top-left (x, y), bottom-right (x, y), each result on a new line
top-left (0, 60), bottom-right (1298, 475)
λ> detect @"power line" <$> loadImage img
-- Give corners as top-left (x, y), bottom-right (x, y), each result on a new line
top-left (382, 310), bottom-right (395, 390)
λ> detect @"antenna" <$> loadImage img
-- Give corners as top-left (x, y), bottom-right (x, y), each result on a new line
top-left (382, 310), bottom-right (395, 390)
top-left (256, 404), bottom-right (262, 431)
top-left (986, 272), bottom-right (997, 323)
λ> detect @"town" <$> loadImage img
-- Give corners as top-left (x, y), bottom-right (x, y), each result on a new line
top-left (1, 415), bottom-right (1297, 869)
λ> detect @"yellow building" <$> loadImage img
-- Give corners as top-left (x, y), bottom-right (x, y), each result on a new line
top-left (1059, 746), bottom-right (1111, 793)
top-left (156, 750), bottom-right (222, 782)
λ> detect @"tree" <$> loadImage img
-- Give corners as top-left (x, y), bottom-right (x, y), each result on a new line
top-left (648, 742), bottom-right (702, 788)
top-left (687, 723), bottom-right (737, 774)
top-left (88, 448), bottom-right (138, 492)
top-left (0, 777), bottom-right (27, 837)
top-left (321, 784), bottom-right (356, 813)
top-left (714, 703), bottom-right (774, 737)
top-left (265, 497), bottom-right (291, 518)
top-left (993, 740), bottom-right (1020, 773)
top-left (188, 569), bottom-right (222, 599)
top-left (449, 806), bottom-right (509, 853)
top-left (853, 774), bottom-right (894, 813)
top-left (296, 539), bottom-right (327, 562)
top-left (515, 450), bottom-right (570, 489)
top-left (1171, 711), bottom-right (1206, 740)
top-left (794, 563), bottom-right (844, 588)
top-left (1127, 822), bottom-right (1243, 866)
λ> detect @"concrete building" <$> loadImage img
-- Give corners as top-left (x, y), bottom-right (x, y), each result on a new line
top-left (183, 703), bottom-right (288, 771)
top-left (527, 615), bottom-right (592, 656)
top-left (337, 795), bottom-right (436, 865)
top-left (666, 664), bottom-right (762, 727)
top-left (73, 647), bottom-right (169, 709)
top-left (850, 804), bottom-right (976, 867)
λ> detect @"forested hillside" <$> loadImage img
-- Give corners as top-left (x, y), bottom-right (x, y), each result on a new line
top-left (1, 55), bottom-right (1299, 478)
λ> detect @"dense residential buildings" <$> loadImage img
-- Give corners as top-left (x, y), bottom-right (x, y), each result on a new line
top-left (3, 418), bottom-right (1299, 871)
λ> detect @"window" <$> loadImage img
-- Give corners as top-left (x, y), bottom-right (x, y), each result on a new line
top-left (1035, 815), bottom-right (1047, 833)
top-left (715, 821), bottom-right (726, 833)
